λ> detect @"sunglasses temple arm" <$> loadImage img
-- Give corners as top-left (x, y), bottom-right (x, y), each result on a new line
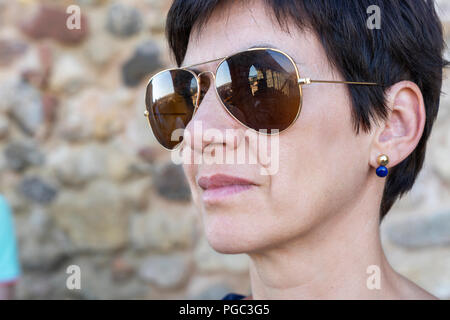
top-left (298, 78), bottom-right (381, 86)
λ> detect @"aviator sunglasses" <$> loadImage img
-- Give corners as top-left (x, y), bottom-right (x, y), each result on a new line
top-left (144, 47), bottom-right (380, 150)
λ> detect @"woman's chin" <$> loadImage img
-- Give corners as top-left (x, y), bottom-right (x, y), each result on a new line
top-left (207, 240), bottom-right (252, 255)
top-left (202, 215), bottom-right (273, 254)
top-left (203, 219), bottom-right (255, 254)
top-left (204, 230), bottom-right (248, 254)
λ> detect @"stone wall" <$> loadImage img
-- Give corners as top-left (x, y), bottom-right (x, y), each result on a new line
top-left (0, 0), bottom-right (448, 299)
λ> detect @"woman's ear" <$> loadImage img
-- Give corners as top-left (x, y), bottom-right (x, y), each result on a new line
top-left (370, 81), bottom-right (426, 169)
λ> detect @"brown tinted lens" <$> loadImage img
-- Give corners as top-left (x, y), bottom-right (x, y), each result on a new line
top-left (216, 49), bottom-right (301, 133)
top-left (145, 69), bottom-right (198, 149)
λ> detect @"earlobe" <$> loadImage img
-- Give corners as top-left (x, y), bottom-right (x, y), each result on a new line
top-left (371, 81), bottom-right (426, 169)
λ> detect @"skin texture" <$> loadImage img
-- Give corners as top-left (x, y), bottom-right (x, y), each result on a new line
top-left (180, 0), bottom-right (436, 299)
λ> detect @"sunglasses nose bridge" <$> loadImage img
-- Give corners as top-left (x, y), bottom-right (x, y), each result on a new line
top-left (197, 70), bottom-right (216, 82)
top-left (194, 70), bottom-right (217, 110)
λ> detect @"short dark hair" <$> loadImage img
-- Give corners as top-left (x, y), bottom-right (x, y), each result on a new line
top-left (165, 0), bottom-right (448, 219)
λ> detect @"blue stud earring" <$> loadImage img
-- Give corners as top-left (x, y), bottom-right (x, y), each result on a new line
top-left (376, 154), bottom-right (389, 178)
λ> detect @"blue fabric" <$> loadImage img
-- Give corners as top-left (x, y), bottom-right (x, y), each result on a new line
top-left (0, 195), bottom-right (20, 283)
top-left (222, 293), bottom-right (246, 300)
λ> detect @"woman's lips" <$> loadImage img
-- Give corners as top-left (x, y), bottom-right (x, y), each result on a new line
top-left (197, 174), bottom-right (256, 203)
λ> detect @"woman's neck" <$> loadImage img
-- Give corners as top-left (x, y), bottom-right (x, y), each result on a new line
top-left (246, 187), bottom-right (407, 300)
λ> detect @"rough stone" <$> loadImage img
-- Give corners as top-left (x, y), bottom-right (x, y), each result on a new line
top-left (55, 94), bottom-right (95, 142)
top-left (138, 146), bottom-right (158, 163)
top-left (50, 180), bottom-right (129, 250)
top-left (382, 238), bottom-right (450, 300)
top-left (111, 256), bottom-right (135, 282)
top-left (93, 112), bottom-right (124, 142)
top-left (20, 4), bottom-right (88, 45)
top-left (21, 44), bottom-right (53, 90)
top-left (18, 176), bottom-right (58, 205)
top-left (106, 3), bottom-right (142, 38)
top-left (191, 283), bottom-right (233, 300)
top-left (121, 178), bottom-right (152, 212)
top-left (386, 211), bottom-right (450, 248)
top-left (106, 150), bottom-right (135, 182)
top-left (85, 34), bottom-right (117, 66)
top-left (47, 144), bottom-right (106, 187)
top-left (76, 0), bottom-right (109, 6)
top-left (432, 148), bottom-right (450, 185)
top-left (15, 271), bottom-right (69, 299)
top-left (146, 9), bottom-right (167, 33)
top-left (0, 39), bottom-right (28, 66)
top-left (3, 140), bottom-right (44, 171)
top-left (56, 90), bottom-right (125, 142)
top-left (144, 0), bottom-right (168, 9)
top-left (0, 79), bottom-right (14, 113)
top-left (122, 40), bottom-right (162, 87)
top-left (12, 83), bottom-right (44, 135)
top-left (138, 254), bottom-right (191, 289)
top-left (17, 251), bottom-right (149, 299)
top-left (154, 163), bottom-right (191, 201)
top-left (42, 94), bottom-right (59, 123)
top-left (0, 79), bottom-right (44, 135)
top-left (0, 113), bottom-right (9, 139)
top-left (49, 55), bottom-right (89, 94)
top-left (123, 93), bottom-right (160, 151)
top-left (63, 255), bottom-right (148, 299)
top-left (15, 207), bottom-right (74, 272)
top-left (130, 200), bottom-right (198, 251)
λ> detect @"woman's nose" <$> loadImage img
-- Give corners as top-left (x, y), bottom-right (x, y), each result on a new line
top-left (196, 71), bottom-right (213, 107)
top-left (183, 72), bottom-right (243, 154)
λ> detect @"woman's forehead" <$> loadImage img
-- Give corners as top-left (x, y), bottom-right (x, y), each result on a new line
top-left (181, 42), bottom-right (280, 69)
top-left (182, 1), bottom-right (298, 64)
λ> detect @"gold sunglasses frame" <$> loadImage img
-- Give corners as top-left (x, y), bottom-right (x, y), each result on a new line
top-left (144, 47), bottom-right (381, 151)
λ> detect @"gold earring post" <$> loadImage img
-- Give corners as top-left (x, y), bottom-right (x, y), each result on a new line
top-left (377, 155), bottom-right (389, 166)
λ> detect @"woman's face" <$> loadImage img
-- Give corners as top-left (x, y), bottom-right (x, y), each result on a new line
top-left (181, 1), bottom-right (374, 254)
